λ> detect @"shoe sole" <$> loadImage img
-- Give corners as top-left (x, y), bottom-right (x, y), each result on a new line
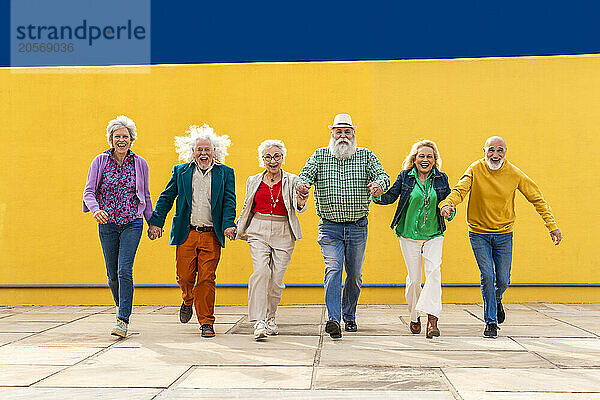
top-left (266, 330), bottom-right (279, 336)
top-left (110, 329), bottom-right (126, 338)
top-left (254, 332), bottom-right (267, 340)
top-left (325, 322), bottom-right (342, 339)
top-left (201, 333), bottom-right (215, 338)
top-left (483, 333), bottom-right (498, 339)
top-left (426, 329), bottom-right (440, 339)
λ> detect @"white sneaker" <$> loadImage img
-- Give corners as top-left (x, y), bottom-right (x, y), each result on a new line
top-left (111, 319), bottom-right (128, 338)
top-left (253, 320), bottom-right (267, 340)
top-left (265, 317), bottom-right (279, 335)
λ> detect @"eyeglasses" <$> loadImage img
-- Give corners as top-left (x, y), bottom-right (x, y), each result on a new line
top-left (263, 154), bottom-right (282, 162)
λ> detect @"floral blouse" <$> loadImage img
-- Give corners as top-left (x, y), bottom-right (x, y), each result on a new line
top-left (97, 149), bottom-right (140, 225)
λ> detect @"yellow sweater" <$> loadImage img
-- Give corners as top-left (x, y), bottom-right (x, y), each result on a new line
top-left (438, 159), bottom-right (558, 234)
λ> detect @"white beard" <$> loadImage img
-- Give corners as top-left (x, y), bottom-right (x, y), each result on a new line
top-left (485, 157), bottom-right (504, 170)
top-left (328, 136), bottom-right (357, 160)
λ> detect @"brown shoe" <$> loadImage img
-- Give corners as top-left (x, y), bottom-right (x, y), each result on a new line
top-left (409, 316), bottom-right (421, 334)
top-left (426, 314), bottom-right (440, 339)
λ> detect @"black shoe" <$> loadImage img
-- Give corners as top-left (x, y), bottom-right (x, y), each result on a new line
top-left (483, 323), bottom-right (498, 338)
top-left (200, 324), bottom-right (215, 338)
top-left (344, 319), bottom-right (358, 332)
top-left (325, 320), bottom-right (342, 339)
top-left (497, 301), bottom-right (506, 324)
top-left (179, 302), bottom-right (193, 323)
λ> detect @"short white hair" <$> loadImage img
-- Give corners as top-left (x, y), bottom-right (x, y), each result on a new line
top-left (174, 124), bottom-right (231, 163)
top-left (106, 115), bottom-right (137, 146)
top-left (257, 139), bottom-right (287, 168)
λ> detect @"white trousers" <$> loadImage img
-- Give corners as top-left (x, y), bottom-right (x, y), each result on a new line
top-left (247, 213), bottom-right (295, 322)
top-left (398, 236), bottom-right (444, 322)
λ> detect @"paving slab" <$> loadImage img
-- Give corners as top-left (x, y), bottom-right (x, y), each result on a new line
top-left (488, 310), bottom-right (561, 325)
top-left (314, 366), bottom-right (449, 390)
top-left (513, 337), bottom-right (600, 367)
top-left (23, 306), bottom-right (110, 313)
top-left (460, 392), bottom-right (600, 400)
top-left (443, 367), bottom-right (600, 392)
top-left (177, 366), bottom-right (312, 389)
top-left (0, 333), bottom-right (31, 346)
top-left (154, 388), bottom-right (456, 399)
top-left (0, 322), bottom-right (63, 333)
top-left (344, 323), bottom-right (411, 336)
top-left (0, 313), bottom-right (86, 323)
top-left (0, 388), bottom-right (160, 400)
top-left (0, 365), bottom-right (64, 386)
top-left (15, 331), bottom-right (120, 347)
top-left (0, 345), bottom-right (102, 365)
top-left (84, 346), bottom-right (316, 366)
top-left (229, 323), bottom-right (321, 336)
top-left (320, 348), bottom-right (552, 368)
top-left (500, 322), bottom-right (594, 338)
top-left (322, 335), bottom-right (523, 351)
top-left (114, 334), bottom-right (319, 350)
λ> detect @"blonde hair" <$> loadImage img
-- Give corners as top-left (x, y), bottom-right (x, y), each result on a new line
top-left (402, 139), bottom-right (442, 170)
top-left (174, 124), bottom-right (231, 163)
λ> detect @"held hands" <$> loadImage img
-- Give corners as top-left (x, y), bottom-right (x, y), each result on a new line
top-left (93, 210), bottom-right (109, 224)
top-left (550, 229), bottom-right (562, 246)
top-left (296, 183), bottom-right (310, 207)
top-left (148, 225), bottom-right (163, 240)
top-left (367, 182), bottom-right (383, 197)
top-left (440, 204), bottom-right (456, 219)
top-left (224, 227), bottom-right (237, 241)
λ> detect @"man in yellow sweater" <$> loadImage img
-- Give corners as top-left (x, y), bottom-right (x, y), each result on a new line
top-left (439, 136), bottom-right (561, 338)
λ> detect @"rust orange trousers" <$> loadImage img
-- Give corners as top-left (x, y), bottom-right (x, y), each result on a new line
top-left (176, 230), bottom-right (221, 325)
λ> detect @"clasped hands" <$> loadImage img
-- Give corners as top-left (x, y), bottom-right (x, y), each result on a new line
top-left (440, 204), bottom-right (456, 219)
top-left (147, 225), bottom-right (237, 241)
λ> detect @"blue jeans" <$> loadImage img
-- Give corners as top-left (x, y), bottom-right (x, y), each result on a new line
top-left (317, 217), bottom-right (368, 323)
top-left (98, 218), bottom-right (143, 324)
top-left (469, 232), bottom-right (513, 324)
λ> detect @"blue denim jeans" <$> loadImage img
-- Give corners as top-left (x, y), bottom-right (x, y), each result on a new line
top-left (317, 217), bottom-right (368, 323)
top-left (98, 218), bottom-right (143, 324)
top-left (469, 231), bottom-right (513, 324)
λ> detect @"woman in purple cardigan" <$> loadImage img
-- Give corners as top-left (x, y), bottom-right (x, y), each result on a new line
top-left (83, 116), bottom-right (153, 338)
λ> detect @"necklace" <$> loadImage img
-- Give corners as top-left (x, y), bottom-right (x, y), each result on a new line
top-left (268, 182), bottom-right (281, 210)
top-left (418, 176), bottom-right (434, 228)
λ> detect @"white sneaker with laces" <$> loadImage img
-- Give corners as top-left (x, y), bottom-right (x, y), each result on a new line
top-left (265, 317), bottom-right (279, 335)
top-left (111, 319), bottom-right (128, 338)
top-left (253, 320), bottom-right (267, 340)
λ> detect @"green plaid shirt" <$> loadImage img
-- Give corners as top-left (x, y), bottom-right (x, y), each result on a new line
top-left (297, 147), bottom-right (390, 222)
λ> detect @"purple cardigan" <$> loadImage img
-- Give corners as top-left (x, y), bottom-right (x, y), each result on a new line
top-left (83, 151), bottom-right (153, 223)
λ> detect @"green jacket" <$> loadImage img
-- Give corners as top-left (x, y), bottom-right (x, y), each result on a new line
top-left (149, 162), bottom-right (236, 247)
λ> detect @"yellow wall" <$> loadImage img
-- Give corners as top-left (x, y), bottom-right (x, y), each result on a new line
top-left (1, 55), bottom-right (598, 305)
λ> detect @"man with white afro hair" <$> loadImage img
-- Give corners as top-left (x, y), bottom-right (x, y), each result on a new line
top-left (148, 123), bottom-right (237, 338)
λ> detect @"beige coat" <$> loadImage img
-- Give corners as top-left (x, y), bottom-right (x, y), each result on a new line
top-left (236, 169), bottom-right (306, 241)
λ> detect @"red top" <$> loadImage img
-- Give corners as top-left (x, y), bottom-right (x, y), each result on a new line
top-left (252, 181), bottom-right (288, 216)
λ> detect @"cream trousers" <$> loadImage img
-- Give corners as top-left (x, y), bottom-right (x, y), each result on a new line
top-left (247, 213), bottom-right (295, 322)
top-left (398, 236), bottom-right (444, 322)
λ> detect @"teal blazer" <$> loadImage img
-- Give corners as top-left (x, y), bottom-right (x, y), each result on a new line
top-left (149, 162), bottom-right (236, 247)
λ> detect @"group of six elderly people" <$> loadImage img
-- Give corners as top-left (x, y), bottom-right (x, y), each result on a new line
top-left (83, 114), bottom-right (561, 341)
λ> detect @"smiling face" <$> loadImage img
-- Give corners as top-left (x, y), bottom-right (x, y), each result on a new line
top-left (484, 137), bottom-right (507, 170)
top-left (111, 127), bottom-right (132, 156)
top-left (262, 145), bottom-right (283, 175)
top-left (414, 146), bottom-right (435, 175)
top-left (193, 138), bottom-right (215, 169)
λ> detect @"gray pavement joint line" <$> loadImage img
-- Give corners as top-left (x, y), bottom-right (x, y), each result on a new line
top-left (507, 335), bottom-right (530, 351)
top-left (28, 334), bottom-right (128, 387)
top-left (464, 309), bottom-right (484, 323)
top-left (0, 309), bottom-right (110, 348)
top-left (224, 313), bottom-right (247, 334)
top-left (164, 364), bottom-right (196, 391)
top-left (310, 306), bottom-right (325, 390)
top-left (542, 312), bottom-right (600, 339)
top-left (526, 349), bottom-right (562, 369)
top-left (439, 367), bottom-right (465, 400)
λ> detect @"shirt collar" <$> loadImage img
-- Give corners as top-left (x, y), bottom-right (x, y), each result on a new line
top-left (191, 160), bottom-right (215, 175)
top-left (409, 166), bottom-right (435, 179)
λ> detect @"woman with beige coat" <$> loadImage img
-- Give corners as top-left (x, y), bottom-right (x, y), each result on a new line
top-left (236, 139), bottom-right (307, 340)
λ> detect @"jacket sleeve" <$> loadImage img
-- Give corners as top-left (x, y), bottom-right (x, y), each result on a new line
top-left (296, 151), bottom-right (318, 187)
top-left (83, 156), bottom-right (101, 213)
top-left (222, 167), bottom-right (237, 230)
top-left (373, 172), bottom-right (403, 205)
top-left (148, 166), bottom-right (179, 228)
top-left (142, 159), bottom-right (154, 223)
top-left (438, 164), bottom-right (473, 209)
top-left (367, 150), bottom-right (390, 192)
top-left (518, 172), bottom-right (558, 232)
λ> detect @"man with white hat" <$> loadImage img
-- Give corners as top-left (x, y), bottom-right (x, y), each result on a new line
top-left (296, 114), bottom-right (390, 339)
